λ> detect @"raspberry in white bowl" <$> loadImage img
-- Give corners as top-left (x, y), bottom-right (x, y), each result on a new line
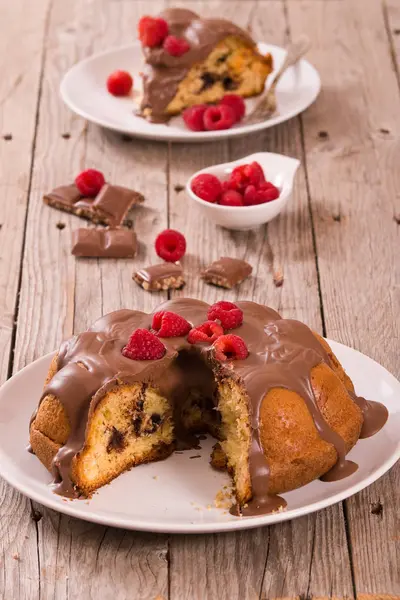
top-left (186, 152), bottom-right (300, 230)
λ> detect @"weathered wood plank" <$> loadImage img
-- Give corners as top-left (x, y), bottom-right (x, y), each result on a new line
top-left (169, 2), bottom-right (353, 599)
top-left (287, 0), bottom-right (400, 596)
top-left (11, 0), bottom-right (170, 598)
top-left (0, 1), bottom-right (52, 599)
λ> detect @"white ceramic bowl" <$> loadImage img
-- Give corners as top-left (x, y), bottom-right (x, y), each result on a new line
top-left (186, 152), bottom-right (300, 230)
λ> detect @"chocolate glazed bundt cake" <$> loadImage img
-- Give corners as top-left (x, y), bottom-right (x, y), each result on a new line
top-left (139, 8), bottom-right (273, 122)
top-left (29, 298), bottom-right (388, 515)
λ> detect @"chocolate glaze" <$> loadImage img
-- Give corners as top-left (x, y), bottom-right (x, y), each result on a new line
top-left (140, 8), bottom-right (255, 121)
top-left (30, 298), bottom-right (388, 513)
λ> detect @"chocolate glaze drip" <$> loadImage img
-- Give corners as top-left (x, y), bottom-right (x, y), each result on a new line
top-left (30, 298), bottom-right (388, 512)
top-left (140, 8), bottom-right (255, 122)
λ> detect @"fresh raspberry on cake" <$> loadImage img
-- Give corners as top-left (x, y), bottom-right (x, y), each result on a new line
top-left (219, 189), bottom-right (244, 207)
top-left (163, 35), bottom-right (190, 56)
top-left (187, 321), bottom-right (224, 344)
top-left (152, 311), bottom-right (192, 337)
top-left (122, 329), bottom-right (166, 360)
top-left (220, 94), bottom-right (246, 122)
top-left (75, 169), bottom-right (105, 197)
top-left (183, 105), bottom-right (208, 131)
top-left (155, 229), bottom-right (186, 262)
top-left (191, 173), bottom-right (222, 203)
top-left (207, 301), bottom-right (243, 330)
top-left (203, 105), bottom-right (236, 131)
top-left (138, 16), bottom-right (169, 47)
top-left (106, 70), bottom-right (133, 96)
top-left (212, 334), bottom-right (248, 361)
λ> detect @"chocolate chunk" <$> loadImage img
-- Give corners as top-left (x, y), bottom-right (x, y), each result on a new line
top-left (151, 413), bottom-right (162, 425)
top-left (107, 427), bottom-right (125, 453)
top-left (44, 183), bottom-right (144, 226)
top-left (71, 228), bottom-right (137, 258)
top-left (132, 416), bottom-right (142, 436)
top-left (201, 257), bottom-right (252, 289)
top-left (200, 72), bottom-right (217, 91)
top-left (136, 400), bottom-right (144, 411)
top-left (133, 263), bottom-right (185, 291)
top-left (222, 76), bottom-right (238, 91)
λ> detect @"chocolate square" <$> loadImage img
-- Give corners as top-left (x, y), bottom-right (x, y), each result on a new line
top-left (44, 183), bottom-right (144, 226)
top-left (133, 263), bottom-right (185, 291)
top-left (201, 257), bottom-right (252, 289)
top-left (71, 228), bottom-right (137, 258)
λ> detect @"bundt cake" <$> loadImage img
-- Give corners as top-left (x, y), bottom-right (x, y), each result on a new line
top-left (138, 8), bottom-right (274, 122)
top-left (29, 298), bottom-right (388, 515)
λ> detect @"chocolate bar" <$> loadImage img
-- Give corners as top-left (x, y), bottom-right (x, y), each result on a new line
top-left (44, 183), bottom-right (144, 226)
top-left (201, 257), bottom-right (252, 289)
top-left (72, 228), bottom-right (137, 258)
top-left (133, 263), bottom-right (185, 291)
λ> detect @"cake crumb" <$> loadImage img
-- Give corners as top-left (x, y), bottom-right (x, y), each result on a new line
top-left (152, 475), bottom-right (159, 480)
top-left (215, 487), bottom-right (234, 510)
top-left (12, 553), bottom-right (20, 561)
top-left (206, 504), bottom-right (212, 510)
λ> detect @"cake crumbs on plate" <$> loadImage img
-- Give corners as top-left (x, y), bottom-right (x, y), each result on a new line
top-left (12, 553), bottom-right (20, 561)
top-left (152, 475), bottom-right (159, 480)
top-left (214, 487), bottom-right (234, 510)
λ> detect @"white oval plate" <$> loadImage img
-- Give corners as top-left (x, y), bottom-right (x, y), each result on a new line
top-left (60, 42), bottom-right (321, 142)
top-left (0, 340), bottom-right (399, 534)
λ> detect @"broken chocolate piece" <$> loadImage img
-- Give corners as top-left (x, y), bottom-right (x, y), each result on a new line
top-left (71, 228), bottom-right (137, 258)
top-left (44, 183), bottom-right (144, 226)
top-left (133, 262), bottom-right (185, 291)
top-left (201, 257), bottom-right (252, 289)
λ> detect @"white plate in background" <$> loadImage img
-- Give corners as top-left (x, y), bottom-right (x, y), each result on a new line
top-left (60, 42), bottom-right (321, 142)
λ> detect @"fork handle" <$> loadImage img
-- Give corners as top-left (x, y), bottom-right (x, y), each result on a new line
top-left (269, 35), bottom-right (311, 92)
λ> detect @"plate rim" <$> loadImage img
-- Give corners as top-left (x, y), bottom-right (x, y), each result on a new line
top-left (59, 41), bottom-right (322, 143)
top-left (0, 340), bottom-right (399, 534)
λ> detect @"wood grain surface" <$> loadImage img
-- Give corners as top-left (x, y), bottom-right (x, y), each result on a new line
top-left (0, 0), bottom-right (398, 599)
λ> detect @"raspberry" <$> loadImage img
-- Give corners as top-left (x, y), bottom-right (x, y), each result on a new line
top-left (187, 321), bottom-right (224, 344)
top-left (106, 70), bottom-right (133, 96)
top-left (243, 184), bottom-right (259, 206)
top-left (219, 95), bottom-right (246, 122)
top-left (229, 162), bottom-right (265, 191)
top-left (75, 169), bottom-right (105, 197)
top-left (152, 311), bottom-right (192, 337)
top-left (243, 183), bottom-right (280, 205)
top-left (163, 35), bottom-right (190, 56)
top-left (155, 229), bottom-right (186, 262)
top-left (207, 301), bottom-right (243, 330)
top-left (191, 173), bottom-right (222, 203)
top-left (212, 334), bottom-right (249, 361)
top-left (219, 189), bottom-right (244, 207)
top-left (203, 105), bottom-right (236, 131)
top-left (183, 104), bottom-right (208, 132)
top-left (122, 329), bottom-right (166, 360)
top-left (138, 16), bottom-right (168, 47)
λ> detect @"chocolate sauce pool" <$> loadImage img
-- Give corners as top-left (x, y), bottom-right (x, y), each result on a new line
top-left (30, 298), bottom-right (388, 513)
top-left (139, 8), bottom-right (255, 121)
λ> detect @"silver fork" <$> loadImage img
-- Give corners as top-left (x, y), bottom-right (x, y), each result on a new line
top-left (246, 35), bottom-right (312, 124)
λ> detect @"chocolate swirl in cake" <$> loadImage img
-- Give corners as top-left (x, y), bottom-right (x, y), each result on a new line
top-left (30, 298), bottom-right (388, 513)
top-left (140, 8), bottom-right (255, 122)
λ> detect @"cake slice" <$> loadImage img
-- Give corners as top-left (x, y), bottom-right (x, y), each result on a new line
top-left (138, 8), bottom-right (273, 122)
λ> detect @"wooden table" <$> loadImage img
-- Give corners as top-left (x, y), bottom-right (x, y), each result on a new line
top-left (0, 0), bottom-right (399, 598)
